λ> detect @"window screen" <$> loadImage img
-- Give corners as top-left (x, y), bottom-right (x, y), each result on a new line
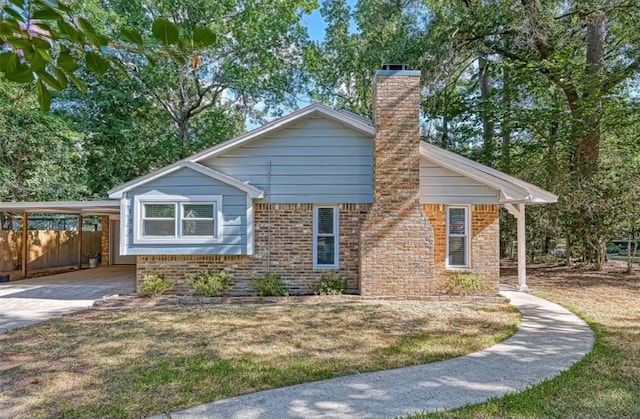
top-left (143, 203), bottom-right (175, 236)
top-left (182, 203), bottom-right (215, 236)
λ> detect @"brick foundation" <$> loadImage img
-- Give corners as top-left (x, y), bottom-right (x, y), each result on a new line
top-left (136, 203), bottom-right (370, 295)
top-left (101, 216), bottom-right (109, 266)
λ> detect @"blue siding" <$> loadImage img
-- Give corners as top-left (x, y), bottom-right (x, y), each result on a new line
top-left (124, 168), bottom-right (248, 255)
top-left (420, 157), bottom-right (500, 204)
top-left (201, 116), bottom-right (374, 203)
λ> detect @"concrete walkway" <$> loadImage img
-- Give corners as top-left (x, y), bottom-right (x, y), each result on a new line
top-left (0, 266), bottom-right (135, 332)
top-left (164, 287), bottom-right (594, 419)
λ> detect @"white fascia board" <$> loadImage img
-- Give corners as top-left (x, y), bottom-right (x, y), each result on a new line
top-left (109, 162), bottom-right (265, 199)
top-left (420, 148), bottom-right (530, 202)
top-left (183, 162), bottom-right (265, 198)
top-left (108, 163), bottom-right (184, 199)
top-left (420, 142), bottom-right (558, 204)
top-left (0, 200), bottom-right (120, 214)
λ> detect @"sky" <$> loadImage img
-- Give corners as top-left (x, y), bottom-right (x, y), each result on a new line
top-left (301, 0), bottom-right (359, 42)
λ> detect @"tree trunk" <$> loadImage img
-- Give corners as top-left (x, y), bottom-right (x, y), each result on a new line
top-left (567, 13), bottom-right (606, 265)
top-left (441, 113), bottom-right (449, 150)
top-left (478, 52), bottom-right (495, 165)
top-left (627, 232), bottom-right (633, 274)
top-left (500, 61), bottom-right (511, 172)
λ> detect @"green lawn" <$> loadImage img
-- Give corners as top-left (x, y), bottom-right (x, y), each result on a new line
top-left (407, 262), bottom-right (640, 419)
top-left (0, 299), bottom-right (518, 419)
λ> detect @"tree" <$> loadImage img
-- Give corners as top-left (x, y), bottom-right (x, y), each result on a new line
top-left (86, 0), bottom-right (317, 146)
top-left (430, 0), bottom-right (640, 265)
top-left (0, 0), bottom-right (218, 109)
top-left (309, 0), bottom-right (640, 267)
top-left (0, 80), bottom-right (89, 201)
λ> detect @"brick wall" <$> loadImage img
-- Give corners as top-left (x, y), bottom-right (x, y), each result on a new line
top-left (359, 70), bottom-right (435, 296)
top-left (470, 204), bottom-right (500, 287)
top-left (422, 204), bottom-right (499, 288)
top-left (136, 203), bottom-right (370, 295)
top-left (101, 215), bottom-right (109, 266)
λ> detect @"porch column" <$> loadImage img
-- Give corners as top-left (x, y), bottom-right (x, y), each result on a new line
top-left (505, 203), bottom-right (528, 292)
top-left (101, 216), bottom-right (110, 266)
top-left (21, 212), bottom-right (28, 278)
top-left (77, 215), bottom-right (83, 270)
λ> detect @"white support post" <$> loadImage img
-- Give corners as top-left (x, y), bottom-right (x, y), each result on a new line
top-left (505, 203), bottom-right (528, 292)
top-left (516, 203), bottom-right (527, 292)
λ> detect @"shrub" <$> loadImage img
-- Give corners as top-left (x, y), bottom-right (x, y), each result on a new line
top-left (444, 273), bottom-right (489, 295)
top-left (251, 273), bottom-right (288, 297)
top-left (139, 273), bottom-right (174, 297)
top-left (310, 272), bottom-right (347, 295)
top-left (189, 270), bottom-right (231, 297)
top-left (606, 244), bottom-right (620, 254)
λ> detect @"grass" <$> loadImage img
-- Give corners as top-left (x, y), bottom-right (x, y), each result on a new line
top-left (0, 299), bottom-right (518, 418)
top-left (407, 261), bottom-right (640, 419)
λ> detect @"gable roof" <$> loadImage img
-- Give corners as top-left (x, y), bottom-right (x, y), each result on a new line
top-left (108, 161), bottom-right (265, 199)
top-left (188, 102), bottom-right (374, 162)
top-left (420, 142), bottom-right (557, 204)
top-left (108, 103), bottom-right (374, 199)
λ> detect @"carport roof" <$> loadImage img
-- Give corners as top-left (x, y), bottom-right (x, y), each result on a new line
top-left (0, 200), bottom-right (119, 215)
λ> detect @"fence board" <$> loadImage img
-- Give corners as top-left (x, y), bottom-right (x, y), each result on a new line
top-left (0, 231), bottom-right (101, 271)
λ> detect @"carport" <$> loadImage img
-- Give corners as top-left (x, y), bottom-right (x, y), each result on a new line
top-left (0, 200), bottom-right (133, 280)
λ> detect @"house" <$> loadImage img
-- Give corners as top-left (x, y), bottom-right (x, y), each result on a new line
top-left (0, 66), bottom-right (557, 295)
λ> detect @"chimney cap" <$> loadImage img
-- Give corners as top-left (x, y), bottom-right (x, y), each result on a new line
top-left (381, 64), bottom-right (409, 71)
top-left (375, 65), bottom-right (421, 78)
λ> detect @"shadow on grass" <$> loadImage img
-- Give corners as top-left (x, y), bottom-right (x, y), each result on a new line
top-left (0, 300), bottom-right (518, 418)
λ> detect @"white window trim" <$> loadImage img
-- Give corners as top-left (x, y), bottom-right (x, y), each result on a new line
top-left (445, 205), bottom-right (471, 269)
top-left (313, 205), bottom-right (339, 269)
top-left (133, 195), bottom-right (223, 244)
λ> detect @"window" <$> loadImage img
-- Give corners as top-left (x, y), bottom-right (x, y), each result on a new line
top-left (142, 203), bottom-right (175, 236)
top-left (134, 195), bottom-right (222, 244)
top-left (446, 206), bottom-right (469, 268)
top-left (314, 206), bottom-right (339, 269)
top-left (182, 204), bottom-right (215, 236)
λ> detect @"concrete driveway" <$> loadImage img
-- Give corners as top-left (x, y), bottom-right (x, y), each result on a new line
top-left (0, 266), bottom-right (136, 332)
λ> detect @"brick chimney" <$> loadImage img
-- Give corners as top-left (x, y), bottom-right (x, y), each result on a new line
top-left (359, 65), bottom-right (434, 296)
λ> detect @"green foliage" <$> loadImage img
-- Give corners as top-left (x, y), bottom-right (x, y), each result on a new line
top-left (310, 272), bottom-right (347, 295)
top-left (0, 81), bottom-right (90, 201)
top-left (0, 0), bottom-right (224, 110)
top-left (443, 273), bottom-right (489, 295)
top-left (188, 270), bottom-right (230, 297)
top-left (139, 273), bottom-right (174, 297)
top-left (606, 244), bottom-right (620, 254)
top-left (251, 273), bottom-right (288, 297)
top-left (309, 0), bottom-right (640, 268)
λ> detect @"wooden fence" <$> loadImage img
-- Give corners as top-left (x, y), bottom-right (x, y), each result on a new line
top-left (0, 230), bottom-right (101, 271)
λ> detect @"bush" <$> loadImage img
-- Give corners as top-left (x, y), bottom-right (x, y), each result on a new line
top-left (310, 272), bottom-right (347, 295)
top-left (189, 270), bottom-right (230, 297)
top-left (251, 273), bottom-right (288, 297)
top-left (606, 244), bottom-right (620, 254)
top-left (139, 273), bottom-right (174, 297)
top-left (444, 273), bottom-right (489, 295)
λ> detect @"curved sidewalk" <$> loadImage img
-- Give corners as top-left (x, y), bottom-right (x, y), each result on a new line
top-left (165, 287), bottom-right (594, 419)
